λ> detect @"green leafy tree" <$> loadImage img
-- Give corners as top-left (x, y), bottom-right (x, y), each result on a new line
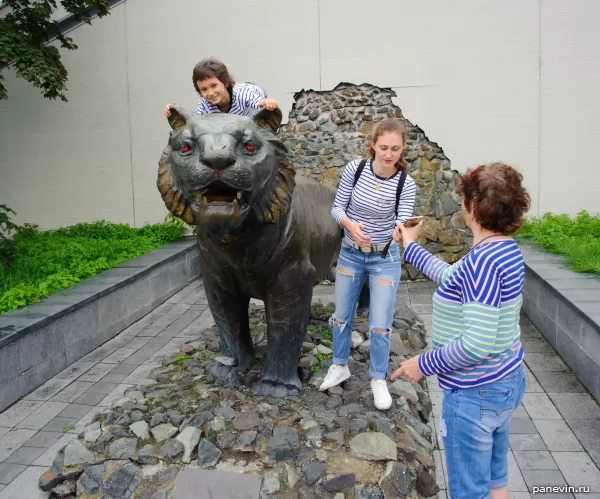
top-left (0, 0), bottom-right (110, 101)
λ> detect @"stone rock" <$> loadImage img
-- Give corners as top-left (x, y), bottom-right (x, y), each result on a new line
top-left (306, 426), bottom-right (323, 448)
top-left (137, 443), bottom-right (160, 465)
top-left (167, 410), bottom-right (185, 426)
top-left (210, 416), bottom-right (227, 432)
top-left (273, 426), bottom-right (301, 449)
top-left (130, 421), bottom-right (151, 440)
top-left (77, 463), bottom-right (105, 495)
top-left (151, 423), bottom-right (178, 442)
top-left (236, 430), bottom-right (258, 451)
top-left (390, 380), bottom-right (418, 404)
top-left (379, 462), bottom-right (411, 498)
top-left (351, 331), bottom-right (364, 348)
top-left (324, 431), bottom-right (344, 447)
top-left (232, 409), bottom-right (261, 430)
top-left (176, 425), bottom-right (201, 463)
top-left (109, 437), bottom-right (138, 460)
top-left (317, 345), bottom-right (332, 355)
top-left (349, 433), bottom-right (397, 461)
top-left (50, 479), bottom-right (76, 497)
top-left (131, 409), bottom-right (145, 422)
top-left (103, 462), bottom-right (142, 499)
top-left (63, 440), bottom-right (96, 467)
top-left (326, 395), bottom-right (342, 410)
top-left (268, 437), bottom-right (295, 462)
top-left (181, 343), bottom-right (196, 354)
top-left (320, 473), bottom-right (356, 493)
top-left (217, 431), bottom-right (236, 449)
top-left (301, 461), bottom-right (327, 486)
top-left (285, 463), bottom-right (301, 489)
top-left (83, 421), bottom-right (102, 443)
top-left (150, 412), bottom-right (166, 427)
top-left (38, 470), bottom-right (62, 492)
top-left (416, 467), bottom-right (439, 497)
top-left (160, 438), bottom-right (184, 462)
top-left (214, 355), bottom-right (235, 366)
top-left (91, 433), bottom-right (113, 454)
top-left (261, 470), bottom-right (281, 495)
top-left (197, 438), bottom-right (221, 468)
top-left (406, 424), bottom-right (433, 451)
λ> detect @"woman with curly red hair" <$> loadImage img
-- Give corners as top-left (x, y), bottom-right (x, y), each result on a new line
top-left (391, 162), bottom-right (531, 499)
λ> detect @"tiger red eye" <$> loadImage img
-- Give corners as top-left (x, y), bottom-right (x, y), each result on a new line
top-left (180, 144), bottom-right (190, 153)
top-left (244, 143), bottom-right (255, 151)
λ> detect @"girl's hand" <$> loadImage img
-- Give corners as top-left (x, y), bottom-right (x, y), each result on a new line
top-left (164, 102), bottom-right (176, 118)
top-left (346, 220), bottom-right (371, 247)
top-left (258, 98), bottom-right (279, 111)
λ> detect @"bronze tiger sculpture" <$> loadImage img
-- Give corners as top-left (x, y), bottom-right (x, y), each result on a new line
top-left (158, 106), bottom-right (348, 397)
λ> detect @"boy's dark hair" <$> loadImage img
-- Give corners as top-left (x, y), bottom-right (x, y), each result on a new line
top-left (192, 58), bottom-right (235, 93)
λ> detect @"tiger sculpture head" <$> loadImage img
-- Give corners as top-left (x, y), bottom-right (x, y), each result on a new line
top-left (158, 106), bottom-right (295, 228)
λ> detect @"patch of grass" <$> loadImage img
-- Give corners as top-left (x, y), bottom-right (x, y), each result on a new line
top-left (173, 354), bottom-right (193, 366)
top-left (307, 324), bottom-right (333, 342)
top-left (515, 210), bottom-right (600, 276)
top-left (63, 425), bottom-right (75, 432)
top-left (0, 218), bottom-right (184, 314)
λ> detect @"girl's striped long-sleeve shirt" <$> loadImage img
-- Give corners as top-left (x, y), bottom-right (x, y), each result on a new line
top-left (196, 82), bottom-right (267, 117)
top-left (331, 159), bottom-right (416, 246)
top-left (403, 239), bottom-right (525, 389)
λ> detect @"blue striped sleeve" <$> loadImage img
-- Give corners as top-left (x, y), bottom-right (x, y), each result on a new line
top-left (331, 160), bottom-right (359, 225)
top-left (240, 83), bottom-right (266, 110)
top-left (403, 242), bottom-right (456, 285)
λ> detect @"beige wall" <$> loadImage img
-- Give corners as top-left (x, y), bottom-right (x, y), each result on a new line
top-left (0, 0), bottom-right (598, 229)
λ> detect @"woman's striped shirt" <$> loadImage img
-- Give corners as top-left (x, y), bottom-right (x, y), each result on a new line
top-left (196, 82), bottom-right (267, 117)
top-left (331, 159), bottom-right (416, 246)
top-left (403, 239), bottom-right (525, 389)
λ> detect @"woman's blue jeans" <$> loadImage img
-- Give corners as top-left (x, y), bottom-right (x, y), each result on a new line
top-left (331, 240), bottom-right (401, 379)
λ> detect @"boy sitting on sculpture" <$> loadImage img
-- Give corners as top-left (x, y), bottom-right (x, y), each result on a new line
top-left (164, 58), bottom-right (278, 119)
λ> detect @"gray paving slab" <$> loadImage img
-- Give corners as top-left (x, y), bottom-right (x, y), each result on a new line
top-left (548, 393), bottom-right (600, 420)
top-left (552, 451), bottom-right (600, 491)
top-left (533, 419), bottom-right (584, 452)
top-left (0, 463), bottom-right (26, 485)
top-left (21, 431), bottom-right (63, 449)
top-left (510, 434), bottom-right (548, 452)
top-left (533, 371), bottom-right (587, 393)
top-left (0, 429), bottom-right (37, 461)
top-left (0, 465), bottom-right (49, 498)
top-left (513, 450), bottom-right (558, 470)
top-left (4, 446), bottom-right (46, 465)
top-left (522, 393), bottom-right (563, 420)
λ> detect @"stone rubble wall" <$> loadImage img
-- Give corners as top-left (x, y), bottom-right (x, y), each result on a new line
top-left (278, 82), bottom-right (472, 279)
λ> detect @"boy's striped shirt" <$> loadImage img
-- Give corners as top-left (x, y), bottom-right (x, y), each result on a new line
top-left (403, 239), bottom-right (525, 389)
top-left (196, 82), bottom-right (267, 117)
top-left (331, 159), bottom-right (416, 246)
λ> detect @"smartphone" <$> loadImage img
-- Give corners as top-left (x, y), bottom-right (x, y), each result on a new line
top-left (403, 216), bottom-right (425, 228)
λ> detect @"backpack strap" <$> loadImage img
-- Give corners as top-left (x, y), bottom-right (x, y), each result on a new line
top-left (341, 159), bottom-right (368, 238)
top-left (381, 169), bottom-right (408, 258)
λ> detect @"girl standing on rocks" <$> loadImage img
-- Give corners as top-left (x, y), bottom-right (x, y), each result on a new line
top-left (319, 118), bottom-right (417, 411)
top-left (391, 162), bottom-right (530, 499)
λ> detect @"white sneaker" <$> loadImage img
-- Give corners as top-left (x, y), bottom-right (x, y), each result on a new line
top-left (319, 364), bottom-right (351, 391)
top-left (371, 379), bottom-right (392, 410)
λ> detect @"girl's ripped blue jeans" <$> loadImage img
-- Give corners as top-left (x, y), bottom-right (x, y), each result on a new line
top-left (440, 364), bottom-right (526, 499)
top-left (331, 240), bottom-right (401, 379)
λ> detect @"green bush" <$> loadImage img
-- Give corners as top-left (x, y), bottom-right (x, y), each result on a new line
top-left (0, 217), bottom-right (185, 314)
top-left (515, 210), bottom-right (600, 276)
